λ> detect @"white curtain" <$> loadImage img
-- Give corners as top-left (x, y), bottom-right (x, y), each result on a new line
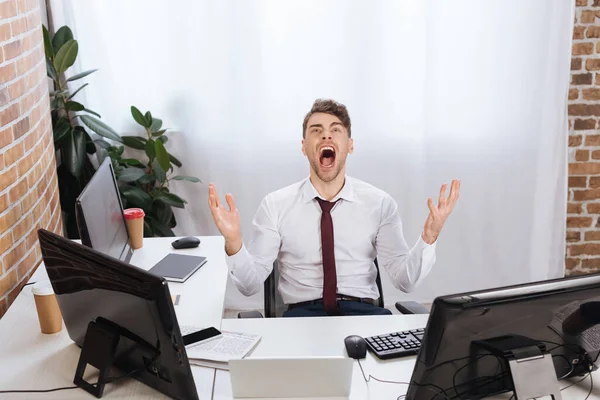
top-left (48, 0), bottom-right (574, 309)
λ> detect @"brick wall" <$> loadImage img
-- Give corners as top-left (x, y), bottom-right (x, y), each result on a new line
top-left (0, 0), bottom-right (62, 318)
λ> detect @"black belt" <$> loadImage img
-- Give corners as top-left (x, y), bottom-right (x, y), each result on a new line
top-left (288, 294), bottom-right (376, 310)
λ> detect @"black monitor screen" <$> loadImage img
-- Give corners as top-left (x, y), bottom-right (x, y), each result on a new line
top-left (406, 273), bottom-right (600, 399)
top-left (76, 159), bottom-right (132, 262)
top-left (37, 228), bottom-right (198, 400)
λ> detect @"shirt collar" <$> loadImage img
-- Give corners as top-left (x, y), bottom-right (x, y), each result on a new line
top-left (301, 176), bottom-right (355, 203)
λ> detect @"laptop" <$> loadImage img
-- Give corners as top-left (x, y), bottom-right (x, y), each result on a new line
top-left (228, 356), bottom-right (353, 399)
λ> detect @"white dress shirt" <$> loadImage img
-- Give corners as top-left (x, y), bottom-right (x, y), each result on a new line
top-left (226, 176), bottom-right (437, 305)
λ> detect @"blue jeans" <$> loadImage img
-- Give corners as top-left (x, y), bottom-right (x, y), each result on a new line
top-left (282, 300), bottom-right (393, 317)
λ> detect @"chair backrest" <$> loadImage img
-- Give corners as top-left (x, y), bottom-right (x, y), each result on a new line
top-left (263, 258), bottom-right (385, 318)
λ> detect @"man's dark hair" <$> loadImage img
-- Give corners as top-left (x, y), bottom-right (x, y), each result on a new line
top-left (302, 99), bottom-right (351, 138)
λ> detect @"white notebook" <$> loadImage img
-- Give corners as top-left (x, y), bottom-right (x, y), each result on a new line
top-left (180, 325), bottom-right (261, 370)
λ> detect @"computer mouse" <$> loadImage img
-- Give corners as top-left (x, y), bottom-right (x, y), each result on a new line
top-left (171, 237), bottom-right (201, 249)
top-left (344, 335), bottom-right (367, 359)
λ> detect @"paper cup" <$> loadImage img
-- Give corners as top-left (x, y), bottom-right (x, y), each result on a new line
top-left (32, 281), bottom-right (62, 334)
top-left (124, 208), bottom-right (145, 249)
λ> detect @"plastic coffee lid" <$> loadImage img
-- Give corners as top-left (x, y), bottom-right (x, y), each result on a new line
top-left (124, 208), bottom-right (145, 220)
top-left (32, 281), bottom-right (54, 296)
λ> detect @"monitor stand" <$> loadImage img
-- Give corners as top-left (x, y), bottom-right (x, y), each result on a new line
top-left (73, 317), bottom-right (160, 398)
top-left (472, 334), bottom-right (562, 400)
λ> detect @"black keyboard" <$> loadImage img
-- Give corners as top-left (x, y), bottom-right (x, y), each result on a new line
top-left (365, 328), bottom-right (425, 359)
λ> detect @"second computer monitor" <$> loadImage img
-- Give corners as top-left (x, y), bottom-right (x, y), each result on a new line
top-left (75, 158), bottom-right (133, 263)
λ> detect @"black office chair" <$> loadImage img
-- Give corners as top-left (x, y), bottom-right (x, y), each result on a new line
top-left (237, 259), bottom-right (429, 318)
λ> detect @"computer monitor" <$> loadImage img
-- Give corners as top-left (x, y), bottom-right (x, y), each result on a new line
top-left (37, 228), bottom-right (198, 400)
top-left (75, 158), bottom-right (133, 263)
top-left (406, 272), bottom-right (600, 399)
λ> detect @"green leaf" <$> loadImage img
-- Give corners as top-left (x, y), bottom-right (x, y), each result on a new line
top-left (146, 217), bottom-right (175, 237)
top-left (154, 139), bottom-right (170, 171)
top-left (42, 25), bottom-right (54, 60)
top-left (117, 145), bottom-right (125, 156)
top-left (153, 158), bottom-right (166, 183)
top-left (156, 135), bottom-right (167, 144)
top-left (168, 153), bottom-right (182, 168)
top-left (121, 135), bottom-right (147, 150)
top-left (51, 26), bottom-right (73, 55)
top-left (145, 111), bottom-right (152, 127)
top-left (65, 101), bottom-right (84, 111)
top-left (145, 139), bottom-right (155, 160)
top-left (150, 118), bottom-right (162, 132)
top-left (121, 186), bottom-right (152, 209)
top-left (138, 174), bottom-right (155, 185)
top-left (67, 69), bottom-right (97, 82)
top-left (93, 138), bottom-right (111, 150)
top-left (82, 108), bottom-right (101, 118)
top-left (53, 120), bottom-right (70, 144)
top-left (155, 192), bottom-right (186, 208)
top-left (46, 59), bottom-right (57, 81)
top-left (131, 106), bottom-right (149, 127)
top-left (171, 175), bottom-right (200, 183)
top-left (54, 39), bottom-right (78, 74)
top-left (121, 158), bottom-right (144, 167)
top-left (67, 83), bottom-right (88, 100)
top-left (118, 167), bottom-right (146, 182)
top-left (151, 129), bottom-right (166, 137)
top-left (80, 115), bottom-right (122, 142)
top-left (64, 128), bottom-right (86, 178)
top-left (153, 201), bottom-right (173, 227)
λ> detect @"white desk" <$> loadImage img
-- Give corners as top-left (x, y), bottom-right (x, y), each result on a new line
top-left (213, 316), bottom-right (599, 400)
top-left (0, 236), bottom-right (228, 399)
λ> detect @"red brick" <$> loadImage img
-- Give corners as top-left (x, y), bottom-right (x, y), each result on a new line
top-left (12, 116), bottom-right (29, 140)
top-left (593, 150), bottom-right (600, 160)
top-left (12, 214), bottom-right (31, 241)
top-left (16, 46), bottom-right (42, 76)
top-left (574, 26), bottom-right (586, 40)
top-left (14, 249), bottom-right (37, 285)
top-left (17, 0), bottom-right (36, 13)
top-left (9, 178), bottom-right (27, 203)
top-left (574, 118), bottom-right (595, 130)
top-left (589, 203), bottom-right (600, 213)
top-left (576, 149), bottom-right (590, 161)
top-left (567, 231), bottom-right (581, 242)
top-left (591, 176), bottom-right (600, 188)
top-left (0, 231), bottom-right (12, 254)
top-left (588, 26), bottom-right (600, 38)
top-left (569, 104), bottom-right (600, 116)
top-left (26, 10), bottom-right (40, 31)
top-left (0, 127), bottom-right (12, 148)
top-left (570, 135), bottom-right (582, 147)
top-left (0, 270), bottom-right (17, 298)
top-left (567, 216), bottom-right (593, 227)
top-left (10, 16), bottom-right (27, 36)
top-left (569, 88), bottom-right (579, 100)
top-left (0, 23), bottom-right (10, 41)
top-left (0, 62), bottom-right (15, 85)
top-left (3, 240), bottom-right (26, 271)
top-left (0, 103), bottom-right (19, 126)
top-left (570, 176), bottom-right (587, 188)
top-left (4, 141), bottom-right (23, 166)
top-left (8, 77), bottom-right (25, 102)
top-left (582, 258), bottom-right (600, 269)
top-left (587, 58), bottom-right (600, 70)
top-left (570, 163), bottom-right (600, 175)
top-left (0, 194), bottom-right (7, 214)
top-left (3, 39), bottom-right (21, 61)
top-left (585, 231), bottom-right (600, 241)
top-left (0, 167), bottom-right (17, 192)
top-left (0, 1), bottom-right (17, 19)
top-left (574, 188), bottom-right (600, 200)
top-left (583, 88), bottom-right (600, 101)
top-left (587, 135), bottom-right (600, 146)
top-left (572, 73), bottom-right (593, 85)
top-left (568, 203), bottom-right (583, 213)
top-left (570, 243), bottom-right (600, 256)
top-left (581, 10), bottom-right (597, 23)
top-left (574, 42), bottom-right (594, 55)
top-left (23, 124), bottom-right (39, 153)
top-left (20, 29), bottom-right (38, 53)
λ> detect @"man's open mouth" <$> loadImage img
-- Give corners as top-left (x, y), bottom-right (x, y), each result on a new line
top-left (319, 146), bottom-right (336, 168)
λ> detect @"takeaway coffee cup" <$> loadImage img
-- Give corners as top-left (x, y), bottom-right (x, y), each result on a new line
top-left (124, 208), bottom-right (145, 249)
top-left (32, 281), bottom-right (62, 334)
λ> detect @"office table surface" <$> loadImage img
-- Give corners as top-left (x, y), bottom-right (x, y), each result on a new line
top-left (0, 236), bottom-right (228, 399)
top-left (214, 315), bottom-right (599, 400)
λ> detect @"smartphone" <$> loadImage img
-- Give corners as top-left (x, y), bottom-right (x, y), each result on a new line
top-left (182, 327), bottom-right (222, 346)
